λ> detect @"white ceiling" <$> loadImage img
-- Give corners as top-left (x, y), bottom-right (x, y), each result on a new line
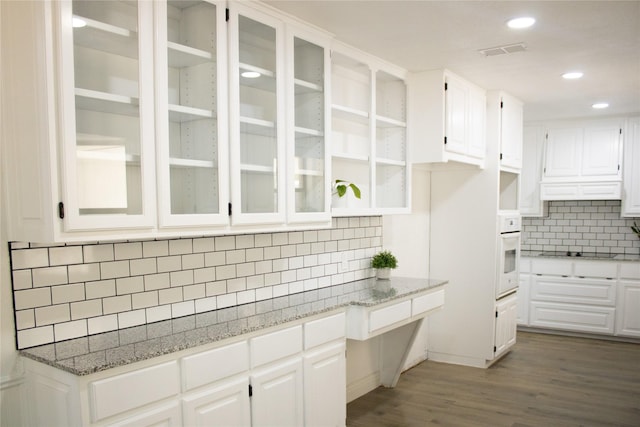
top-left (265, 0), bottom-right (640, 122)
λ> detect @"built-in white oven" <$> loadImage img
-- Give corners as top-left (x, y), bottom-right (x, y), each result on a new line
top-left (497, 213), bottom-right (521, 299)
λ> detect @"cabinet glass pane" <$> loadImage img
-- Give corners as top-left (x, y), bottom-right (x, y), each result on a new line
top-left (238, 16), bottom-right (278, 213)
top-left (72, 1), bottom-right (143, 215)
top-left (166, 1), bottom-right (219, 215)
top-left (294, 37), bottom-right (324, 213)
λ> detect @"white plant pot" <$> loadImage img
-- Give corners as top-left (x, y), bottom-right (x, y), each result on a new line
top-left (376, 268), bottom-right (391, 280)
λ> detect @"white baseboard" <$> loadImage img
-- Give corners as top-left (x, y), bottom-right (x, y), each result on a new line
top-left (346, 371), bottom-right (380, 403)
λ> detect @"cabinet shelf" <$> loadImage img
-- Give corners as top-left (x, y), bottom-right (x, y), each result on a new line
top-left (168, 104), bottom-right (214, 123)
top-left (169, 158), bottom-right (216, 169)
top-left (240, 116), bottom-right (276, 136)
top-left (376, 115), bottom-right (406, 128)
top-left (167, 41), bottom-right (213, 68)
top-left (332, 104), bottom-right (369, 124)
top-left (240, 164), bottom-right (274, 174)
top-left (73, 15), bottom-right (138, 59)
top-left (75, 88), bottom-right (139, 116)
top-left (376, 157), bottom-right (406, 167)
top-left (295, 127), bottom-right (323, 137)
top-left (76, 133), bottom-right (125, 146)
top-left (295, 168), bottom-right (323, 177)
top-left (294, 79), bottom-right (322, 94)
top-left (332, 152), bottom-right (369, 163)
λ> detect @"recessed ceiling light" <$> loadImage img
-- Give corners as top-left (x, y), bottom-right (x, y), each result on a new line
top-left (72, 16), bottom-right (87, 28)
top-left (562, 71), bottom-right (584, 80)
top-left (592, 102), bottom-right (609, 109)
top-left (507, 17), bottom-right (536, 29)
top-left (241, 71), bottom-right (261, 79)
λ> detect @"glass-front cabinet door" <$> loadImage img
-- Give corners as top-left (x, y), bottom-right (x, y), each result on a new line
top-left (155, 0), bottom-right (229, 228)
top-left (286, 27), bottom-right (331, 223)
top-left (228, 5), bottom-right (286, 225)
top-left (58, 0), bottom-right (156, 230)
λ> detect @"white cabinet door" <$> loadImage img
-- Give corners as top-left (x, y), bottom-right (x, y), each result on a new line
top-left (520, 124), bottom-right (546, 216)
top-left (58, 0), bottom-right (157, 231)
top-left (286, 25), bottom-right (331, 223)
top-left (303, 341), bottom-right (346, 427)
top-left (544, 126), bottom-right (582, 178)
top-left (467, 87), bottom-right (487, 160)
top-left (581, 122), bottom-right (622, 178)
top-left (622, 117), bottom-right (640, 216)
top-left (182, 376), bottom-right (251, 427)
top-left (155, 0), bottom-right (230, 228)
top-left (250, 357), bottom-right (304, 427)
top-left (228, 4), bottom-right (286, 225)
top-left (494, 294), bottom-right (517, 358)
top-left (616, 280), bottom-right (640, 338)
top-left (444, 75), bottom-right (468, 155)
top-left (530, 301), bottom-right (615, 334)
top-left (517, 274), bottom-right (530, 325)
top-left (500, 93), bottom-right (523, 171)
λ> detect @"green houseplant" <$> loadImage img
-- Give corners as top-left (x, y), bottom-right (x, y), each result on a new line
top-left (333, 179), bottom-right (361, 199)
top-left (371, 250), bottom-right (398, 280)
top-left (632, 221), bottom-right (640, 240)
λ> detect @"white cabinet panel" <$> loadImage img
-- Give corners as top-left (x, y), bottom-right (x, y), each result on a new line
top-left (250, 325), bottom-right (302, 368)
top-left (89, 361), bottom-right (180, 422)
top-left (182, 376), bottom-right (251, 427)
top-left (250, 357), bottom-right (304, 427)
top-left (544, 127), bottom-right (582, 178)
top-left (304, 312), bottom-right (346, 350)
top-left (181, 341), bottom-right (249, 391)
top-left (520, 125), bottom-right (547, 216)
top-left (622, 116), bottom-right (640, 216)
top-left (531, 258), bottom-right (573, 276)
top-left (412, 289), bottom-right (445, 316)
top-left (530, 301), bottom-right (615, 334)
top-left (303, 342), bottom-right (346, 427)
top-left (582, 125), bottom-right (622, 177)
top-left (574, 260), bottom-right (617, 279)
top-left (106, 402), bottom-right (181, 427)
top-left (369, 300), bottom-right (411, 333)
top-left (499, 92), bottom-right (523, 172)
top-left (517, 274), bottom-right (530, 326)
top-left (531, 276), bottom-right (616, 306)
top-left (494, 294), bottom-right (517, 358)
top-left (615, 281), bottom-right (640, 338)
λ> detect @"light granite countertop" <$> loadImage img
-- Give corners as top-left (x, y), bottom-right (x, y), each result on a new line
top-left (521, 250), bottom-right (640, 262)
top-left (20, 276), bottom-right (447, 376)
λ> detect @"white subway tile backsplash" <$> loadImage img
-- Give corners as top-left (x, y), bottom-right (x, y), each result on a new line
top-left (84, 244), bottom-right (114, 263)
top-left (49, 246), bottom-right (83, 266)
top-left (12, 270), bottom-right (32, 290)
top-left (14, 288), bottom-right (52, 310)
top-left (11, 248), bottom-right (49, 269)
top-left (35, 304), bottom-right (71, 326)
top-left (11, 217), bottom-right (381, 348)
top-left (71, 299), bottom-right (103, 320)
top-left (54, 320), bottom-right (87, 341)
top-left (52, 283), bottom-right (85, 304)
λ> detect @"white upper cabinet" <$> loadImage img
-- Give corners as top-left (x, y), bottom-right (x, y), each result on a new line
top-left (330, 42), bottom-right (410, 215)
top-left (622, 116), bottom-right (640, 217)
top-left (408, 69), bottom-right (486, 168)
top-left (520, 124), bottom-right (547, 217)
top-left (155, 0), bottom-right (229, 228)
top-left (228, 4), bottom-right (286, 225)
top-left (540, 118), bottom-right (623, 200)
top-left (286, 25), bottom-right (331, 224)
top-left (498, 92), bottom-right (524, 173)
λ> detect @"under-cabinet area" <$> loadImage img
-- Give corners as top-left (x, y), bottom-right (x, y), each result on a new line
top-left (20, 278), bottom-right (446, 427)
top-left (519, 255), bottom-right (640, 339)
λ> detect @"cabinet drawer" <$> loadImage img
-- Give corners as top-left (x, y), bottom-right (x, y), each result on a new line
top-left (531, 258), bottom-right (572, 276)
top-left (532, 276), bottom-right (615, 306)
top-left (574, 260), bottom-right (617, 279)
top-left (304, 312), bottom-right (346, 350)
top-left (250, 325), bottom-right (302, 368)
top-left (620, 263), bottom-right (640, 280)
top-left (530, 301), bottom-right (615, 334)
top-left (181, 341), bottom-right (249, 391)
top-left (89, 361), bottom-right (180, 422)
top-left (369, 300), bottom-right (411, 333)
top-left (412, 289), bottom-right (445, 316)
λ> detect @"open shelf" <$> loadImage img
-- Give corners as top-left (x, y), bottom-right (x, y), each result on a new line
top-left (332, 104), bottom-right (369, 124)
top-left (376, 157), bottom-right (406, 167)
top-left (376, 115), bottom-right (406, 128)
top-left (167, 41), bottom-right (212, 68)
top-left (240, 164), bottom-right (274, 174)
top-left (168, 104), bottom-right (214, 123)
top-left (295, 127), bottom-right (323, 137)
top-left (76, 133), bottom-right (125, 146)
top-left (169, 158), bottom-right (216, 169)
top-left (75, 88), bottom-right (139, 116)
top-left (295, 78), bottom-right (323, 94)
top-left (332, 152), bottom-right (369, 163)
top-left (73, 15), bottom-right (138, 59)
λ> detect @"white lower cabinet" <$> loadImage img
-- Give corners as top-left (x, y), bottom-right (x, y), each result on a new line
top-left (530, 301), bottom-right (616, 334)
top-left (494, 294), bottom-right (518, 358)
top-left (517, 274), bottom-right (530, 326)
top-left (23, 312), bottom-right (348, 427)
top-left (616, 262), bottom-right (640, 338)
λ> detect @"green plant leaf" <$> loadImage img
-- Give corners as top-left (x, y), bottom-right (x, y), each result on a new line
top-left (336, 185), bottom-right (347, 197)
top-left (349, 183), bottom-right (361, 199)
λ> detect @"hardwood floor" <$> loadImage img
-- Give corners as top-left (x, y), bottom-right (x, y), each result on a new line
top-left (347, 332), bottom-right (640, 427)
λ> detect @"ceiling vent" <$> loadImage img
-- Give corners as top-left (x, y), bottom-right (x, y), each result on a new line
top-left (478, 43), bottom-right (527, 57)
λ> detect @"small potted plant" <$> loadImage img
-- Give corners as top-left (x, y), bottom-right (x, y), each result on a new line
top-left (332, 179), bottom-right (361, 208)
top-left (371, 250), bottom-right (398, 280)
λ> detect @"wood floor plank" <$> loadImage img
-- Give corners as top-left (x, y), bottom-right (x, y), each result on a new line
top-left (347, 332), bottom-right (640, 426)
